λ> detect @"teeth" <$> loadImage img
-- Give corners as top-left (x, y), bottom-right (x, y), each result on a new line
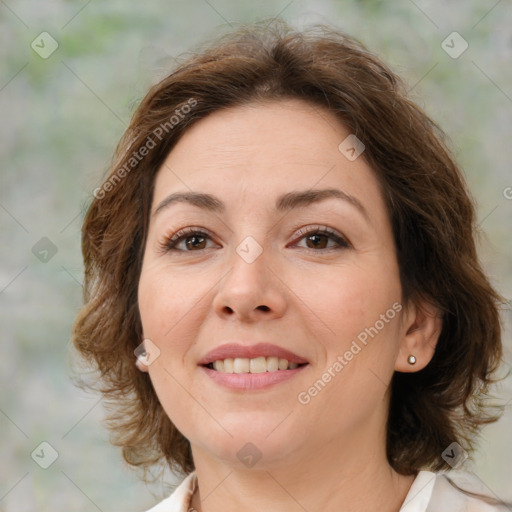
top-left (209, 357), bottom-right (303, 373)
top-left (213, 360), bottom-right (225, 372)
top-left (249, 356), bottom-right (267, 373)
top-left (234, 358), bottom-right (249, 373)
top-left (267, 356), bottom-right (279, 372)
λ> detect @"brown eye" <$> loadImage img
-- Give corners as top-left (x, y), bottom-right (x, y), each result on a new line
top-left (182, 234), bottom-right (207, 250)
top-left (294, 226), bottom-right (350, 251)
top-left (304, 233), bottom-right (330, 249)
top-left (161, 228), bottom-right (216, 252)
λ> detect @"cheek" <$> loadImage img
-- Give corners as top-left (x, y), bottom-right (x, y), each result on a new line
top-left (295, 261), bottom-right (401, 347)
top-left (303, 268), bottom-right (402, 423)
top-left (138, 259), bottom-right (205, 338)
top-left (137, 264), bottom-right (200, 429)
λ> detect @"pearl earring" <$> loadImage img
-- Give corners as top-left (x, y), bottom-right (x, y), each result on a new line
top-left (407, 355), bottom-right (417, 365)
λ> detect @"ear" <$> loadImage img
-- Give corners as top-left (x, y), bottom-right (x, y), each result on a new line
top-left (135, 338), bottom-right (150, 373)
top-left (395, 297), bottom-right (442, 373)
top-left (135, 356), bottom-right (149, 373)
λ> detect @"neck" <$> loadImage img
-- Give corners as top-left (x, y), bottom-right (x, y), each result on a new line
top-left (189, 436), bottom-right (415, 512)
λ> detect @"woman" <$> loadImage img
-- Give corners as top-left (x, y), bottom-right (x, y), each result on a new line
top-left (72, 19), bottom-right (509, 512)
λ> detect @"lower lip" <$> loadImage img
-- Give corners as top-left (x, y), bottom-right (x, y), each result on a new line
top-left (199, 364), bottom-right (309, 390)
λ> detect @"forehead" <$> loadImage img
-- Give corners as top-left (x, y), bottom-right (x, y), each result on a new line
top-left (151, 99), bottom-right (385, 218)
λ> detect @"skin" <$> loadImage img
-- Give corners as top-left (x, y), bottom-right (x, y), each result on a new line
top-left (137, 98), bottom-right (442, 512)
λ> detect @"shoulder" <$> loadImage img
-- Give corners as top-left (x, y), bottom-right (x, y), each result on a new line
top-left (427, 471), bottom-right (510, 512)
top-left (142, 472), bottom-right (197, 512)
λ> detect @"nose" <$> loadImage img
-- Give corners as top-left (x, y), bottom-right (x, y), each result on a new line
top-left (212, 242), bottom-right (287, 322)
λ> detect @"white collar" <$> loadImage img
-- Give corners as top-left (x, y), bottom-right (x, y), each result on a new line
top-left (399, 471), bottom-right (437, 512)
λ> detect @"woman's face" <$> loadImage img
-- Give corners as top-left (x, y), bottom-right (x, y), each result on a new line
top-left (138, 99), bottom-right (410, 469)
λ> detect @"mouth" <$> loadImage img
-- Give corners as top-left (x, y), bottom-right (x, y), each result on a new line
top-left (198, 342), bottom-right (310, 390)
top-left (198, 342), bottom-right (310, 374)
top-left (200, 357), bottom-right (310, 391)
top-left (202, 357), bottom-right (309, 374)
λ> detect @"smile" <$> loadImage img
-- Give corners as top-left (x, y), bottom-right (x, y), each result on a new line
top-left (204, 356), bottom-right (308, 373)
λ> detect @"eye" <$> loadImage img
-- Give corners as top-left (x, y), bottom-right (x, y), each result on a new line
top-left (159, 225), bottom-right (350, 254)
top-left (292, 225), bottom-right (350, 251)
top-left (159, 227), bottom-right (218, 253)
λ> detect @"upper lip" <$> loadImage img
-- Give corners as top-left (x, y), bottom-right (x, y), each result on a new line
top-left (198, 343), bottom-right (309, 365)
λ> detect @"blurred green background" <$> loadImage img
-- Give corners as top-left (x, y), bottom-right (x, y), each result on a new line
top-left (1, 1), bottom-right (511, 510)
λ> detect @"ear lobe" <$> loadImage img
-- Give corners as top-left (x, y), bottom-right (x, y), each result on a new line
top-left (136, 357), bottom-right (150, 372)
top-left (135, 337), bottom-right (150, 373)
top-left (395, 298), bottom-right (442, 373)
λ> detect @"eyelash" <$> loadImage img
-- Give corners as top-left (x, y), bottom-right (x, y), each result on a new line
top-left (159, 225), bottom-right (350, 253)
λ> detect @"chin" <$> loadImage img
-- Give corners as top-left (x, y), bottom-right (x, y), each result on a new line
top-left (192, 425), bottom-right (301, 469)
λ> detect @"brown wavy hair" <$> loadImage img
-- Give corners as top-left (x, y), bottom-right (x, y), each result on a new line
top-left (71, 19), bottom-right (505, 482)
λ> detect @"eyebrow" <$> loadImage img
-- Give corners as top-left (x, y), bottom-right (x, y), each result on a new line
top-left (153, 188), bottom-right (370, 223)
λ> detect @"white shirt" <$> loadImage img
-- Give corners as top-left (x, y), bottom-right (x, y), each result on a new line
top-left (143, 470), bottom-right (510, 512)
